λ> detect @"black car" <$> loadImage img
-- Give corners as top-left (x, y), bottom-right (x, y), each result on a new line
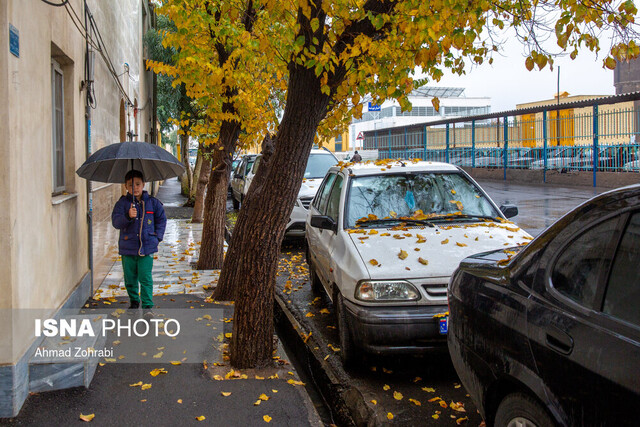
top-left (448, 184), bottom-right (640, 427)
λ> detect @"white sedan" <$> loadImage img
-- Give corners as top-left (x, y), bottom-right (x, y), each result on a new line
top-left (305, 160), bottom-right (532, 365)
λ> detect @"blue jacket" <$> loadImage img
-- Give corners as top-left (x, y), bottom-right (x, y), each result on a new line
top-left (111, 191), bottom-right (167, 256)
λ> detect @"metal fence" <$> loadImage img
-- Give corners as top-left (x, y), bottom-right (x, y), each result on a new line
top-left (363, 92), bottom-right (640, 186)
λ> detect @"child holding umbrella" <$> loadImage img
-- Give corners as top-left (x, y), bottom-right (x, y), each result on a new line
top-left (111, 170), bottom-right (166, 311)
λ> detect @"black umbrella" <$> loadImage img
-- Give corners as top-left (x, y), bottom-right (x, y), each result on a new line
top-left (76, 141), bottom-right (185, 183)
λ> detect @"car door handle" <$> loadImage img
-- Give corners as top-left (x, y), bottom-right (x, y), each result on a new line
top-left (545, 327), bottom-right (574, 355)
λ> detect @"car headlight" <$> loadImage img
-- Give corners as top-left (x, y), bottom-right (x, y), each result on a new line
top-left (355, 280), bottom-right (421, 302)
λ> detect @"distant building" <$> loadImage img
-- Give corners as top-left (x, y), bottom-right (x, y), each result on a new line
top-left (349, 87), bottom-right (491, 149)
top-left (614, 58), bottom-right (640, 94)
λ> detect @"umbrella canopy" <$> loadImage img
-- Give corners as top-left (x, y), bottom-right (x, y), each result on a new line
top-left (76, 141), bottom-right (185, 183)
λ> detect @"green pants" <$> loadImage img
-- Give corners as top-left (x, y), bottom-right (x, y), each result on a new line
top-left (122, 255), bottom-right (154, 308)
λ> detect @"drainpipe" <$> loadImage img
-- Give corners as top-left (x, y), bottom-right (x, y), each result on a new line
top-left (84, 0), bottom-right (93, 293)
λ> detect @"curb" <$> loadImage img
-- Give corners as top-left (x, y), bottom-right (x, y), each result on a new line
top-left (274, 294), bottom-right (381, 427)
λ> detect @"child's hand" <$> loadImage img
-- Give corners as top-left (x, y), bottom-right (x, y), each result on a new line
top-left (129, 204), bottom-right (137, 219)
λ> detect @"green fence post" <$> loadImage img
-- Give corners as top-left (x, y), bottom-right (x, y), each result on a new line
top-left (472, 120), bottom-right (476, 168)
top-left (388, 129), bottom-right (392, 158)
top-left (423, 125), bottom-right (427, 160)
top-left (446, 124), bottom-right (450, 163)
top-left (593, 104), bottom-right (599, 187)
top-left (543, 111), bottom-right (547, 183)
top-left (503, 116), bottom-right (508, 180)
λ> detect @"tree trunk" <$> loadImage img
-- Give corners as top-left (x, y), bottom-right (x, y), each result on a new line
top-left (180, 132), bottom-right (192, 197)
top-left (196, 120), bottom-right (240, 270)
top-left (220, 66), bottom-right (330, 368)
top-left (190, 146), bottom-right (204, 201)
top-left (212, 134), bottom-right (275, 301)
top-left (192, 146), bottom-right (212, 223)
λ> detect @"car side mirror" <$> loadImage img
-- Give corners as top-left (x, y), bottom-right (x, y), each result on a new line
top-left (500, 204), bottom-right (518, 218)
top-left (310, 215), bottom-right (337, 232)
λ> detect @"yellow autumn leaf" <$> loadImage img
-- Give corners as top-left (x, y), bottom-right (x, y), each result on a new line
top-left (153, 351), bottom-right (163, 359)
top-left (418, 258), bottom-right (429, 265)
top-left (450, 401), bottom-right (466, 412)
top-left (422, 387), bottom-right (435, 392)
top-left (319, 308), bottom-right (330, 314)
top-left (221, 392), bottom-right (231, 396)
top-left (79, 413), bottom-right (95, 422)
top-left (393, 391), bottom-right (403, 400)
top-left (141, 383), bottom-right (152, 390)
top-left (254, 400), bottom-right (262, 406)
top-left (456, 242), bottom-right (467, 247)
top-left (259, 394), bottom-right (269, 401)
top-left (371, 400), bottom-right (377, 405)
top-left (398, 250), bottom-right (408, 260)
top-left (263, 415), bottom-right (272, 423)
top-left (177, 399), bottom-right (183, 404)
top-left (195, 416), bottom-right (206, 421)
top-left (130, 381), bottom-right (143, 387)
top-left (225, 333), bottom-right (232, 338)
top-left (383, 384), bottom-right (390, 391)
top-left (150, 368), bottom-right (167, 377)
top-left (432, 414), bottom-right (440, 419)
top-left (368, 230), bottom-right (378, 235)
top-left (305, 312), bottom-right (314, 317)
top-left (441, 239), bottom-right (449, 244)
top-left (387, 412), bottom-right (394, 420)
top-left (456, 416), bottom-right (469, 425)
top-left (439, 400), bottom-right (448, 408)
top-left (409, 398), bottom-right (422, 406)
top-left (369, 259), bottom-right (378, 266)
top-left (170, 361), bottom-right (182, 365)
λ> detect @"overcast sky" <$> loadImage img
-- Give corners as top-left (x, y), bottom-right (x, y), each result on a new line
top-left (430, 35), bottom-right (616, 113)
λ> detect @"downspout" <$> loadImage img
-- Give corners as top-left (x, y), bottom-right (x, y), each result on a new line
top-left (84, 0), bottom-right (93, 293)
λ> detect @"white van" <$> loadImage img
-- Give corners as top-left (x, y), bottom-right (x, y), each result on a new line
top-left (237, 149), bottom-right (339, 236)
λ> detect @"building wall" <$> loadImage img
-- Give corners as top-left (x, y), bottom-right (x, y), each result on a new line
top-left (0, 0), bottom-right (154, 366)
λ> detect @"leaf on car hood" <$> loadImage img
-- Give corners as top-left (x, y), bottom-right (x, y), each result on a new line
top-left (398, 250), bottom-right (408, 260)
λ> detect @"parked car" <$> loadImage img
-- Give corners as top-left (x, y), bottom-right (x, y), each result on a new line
top-left (448, 184), bottom-right (640, 426)
top-left (530, 146), bottom-right (587, 171)
top-left (230, 154), bottom-right (257, 209)
top-left (305, 160), bottom-right (531, 366)
top-left (507, 147), bottom-right (545, 169)
top-left (240, 149), bottom-right (339, 236)
top-left (228, 159), bottom-right (240, 194)
top-left (623, 159), bottom-right (640, 172)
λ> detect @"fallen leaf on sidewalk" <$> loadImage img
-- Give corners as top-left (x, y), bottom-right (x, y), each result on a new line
top-left (150, 368), bottom-right (167, 377)
top-left (258, 394), bottom-right (269, 401)
top-left (79, 413), bottom-right (95, 422)
top-left (177, 399), bottom-right (183, 404)
top-left (141, 384), bottom-right (152, 390)
top-left (422, 387), bottom-right (435, 393)
top-left (221, 392), bottom-right (232, 397)
top-left (383, 385), bottom-right (390, 391)
top-left (170, 361), bottom-right (182, 365)
top-left (370, 400), bottom-right (377, 405)
top-left (450, 401), bottom-right (466, 412)
top-left (263, 415), bottom-right (272, 423)
top-left (254, 400), bottom-right (262, 406)
top-left (456, 416), bottom-right (468, 424)
top-left (287, 379), bottom-right (305, 386)
top-left (129, 381), bottom-right (143, 387)
top-left (319, 308), bottom-right (330, 314)
top-left (195, 416), bottom-right (205, 421)
top-left (393, 391), bottom-right (403, 400)
top-left (305, 312), bottom-right (314, 317)
top-left (153, 351), bottom-right (163, 359)
top-left (387, 413), bottom-right (394, 420)
top-left (409, 398), bottom-right (421, 406)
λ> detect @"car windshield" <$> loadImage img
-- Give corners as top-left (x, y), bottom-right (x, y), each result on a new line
top-left (305, 154), bottom-right (338, 179)
top-left (345, 172), bottom-right (501, 228)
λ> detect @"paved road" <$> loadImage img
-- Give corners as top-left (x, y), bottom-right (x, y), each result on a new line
top-left (272, 180), bottom-right (609, 426)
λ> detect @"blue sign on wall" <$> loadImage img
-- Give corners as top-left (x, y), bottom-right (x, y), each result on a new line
top-left (9, 24), bottom-right (19, 58)
top-left (368, 102), bottom-right (381, 112)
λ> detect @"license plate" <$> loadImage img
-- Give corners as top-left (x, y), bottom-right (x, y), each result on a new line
top-left (439, 317), bottom-right (448, 335)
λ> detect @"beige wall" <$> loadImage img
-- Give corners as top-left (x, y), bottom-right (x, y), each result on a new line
top-left (0, 0), bottom-right (154, 364)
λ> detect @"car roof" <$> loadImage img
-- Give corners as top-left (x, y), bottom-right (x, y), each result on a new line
top-left (329, 160), bottom-right (460, 176)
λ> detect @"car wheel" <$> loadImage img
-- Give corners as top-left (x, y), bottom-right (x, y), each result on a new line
top-left (494, 392), bottom-right (554, 427)
top-left (336, 293), bottom-right (360, 368)
top-left (232, 195), bottom-right (240, 210)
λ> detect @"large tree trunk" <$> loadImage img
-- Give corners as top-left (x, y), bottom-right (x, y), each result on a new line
top-left (192, 145), bottom-right (212, 223)
top-left (196, 119), bottom-right (240, 270)
top-left (212, 134), bottom-right (275, 301)
top-left (180, 132), bottom-right (192, 197)
top-left (220, 66), bottom-right (330, 368)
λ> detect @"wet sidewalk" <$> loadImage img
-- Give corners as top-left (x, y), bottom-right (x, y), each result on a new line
top-left (1, 179), bottom-right (322, 426)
